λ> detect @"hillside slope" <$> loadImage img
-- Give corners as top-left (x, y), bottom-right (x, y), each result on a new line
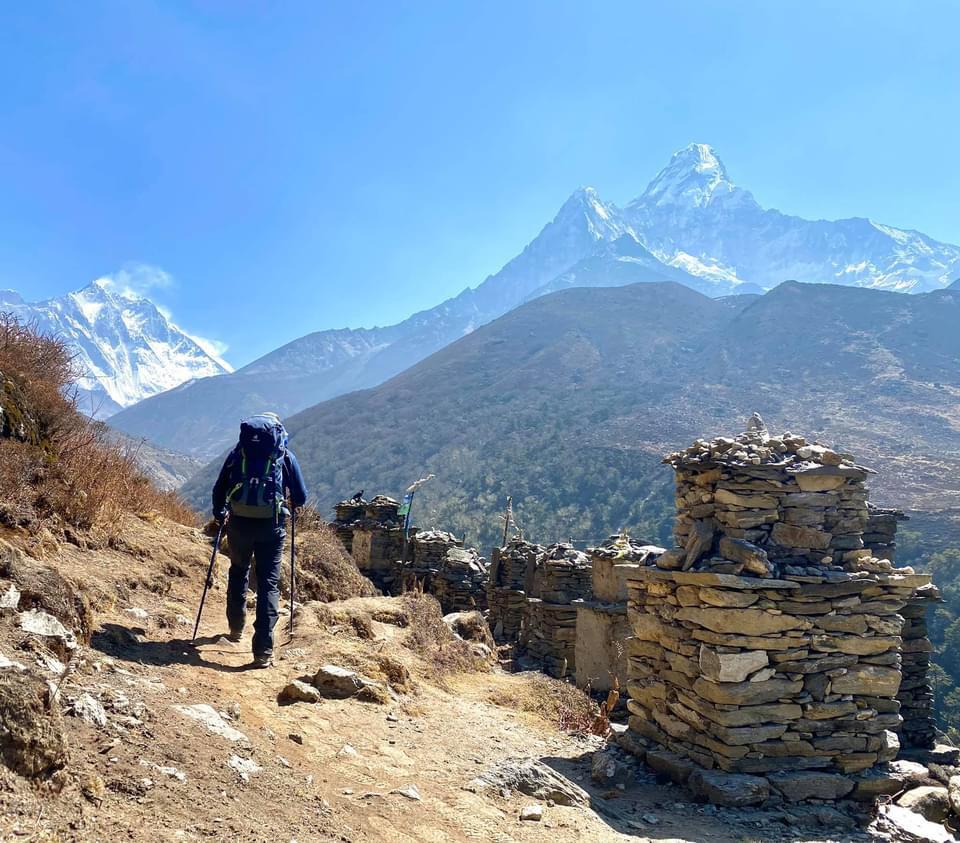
top-left (184, 281), bottom-right (960, 551)
top-left (111, 144), bottom-right (960, 457)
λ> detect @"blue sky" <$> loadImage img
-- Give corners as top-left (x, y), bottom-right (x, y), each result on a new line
top-left (1, 1), bottom-right (958, 366)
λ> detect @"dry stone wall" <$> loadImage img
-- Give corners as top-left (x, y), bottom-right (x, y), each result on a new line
top-left (488, 539), bottom-right (542, 643)
top-left (861, 505), bottom-right (940, 749)
top-left (522, 543), bottom-right (591, 679)
top-left (397, 530), bottom-right (489, 613)
top-left (576, 535), bottom-right (664, 693)
top-left (625, 419), bottom-right (933, 804)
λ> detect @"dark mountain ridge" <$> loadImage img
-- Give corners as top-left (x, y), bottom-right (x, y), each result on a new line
top-left (183, 281), bottom-right (960, 551)
top-left (112, 145), bottom-right (960, 459)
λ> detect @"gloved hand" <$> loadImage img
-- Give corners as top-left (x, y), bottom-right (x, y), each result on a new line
top-left (214, 510), bottom-right (228, 527)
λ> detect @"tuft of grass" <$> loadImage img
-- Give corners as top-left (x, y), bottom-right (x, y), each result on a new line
top-left (400, 593), bottom-right (489, 678)
top-left (288, 508), bottom-right (378, 603)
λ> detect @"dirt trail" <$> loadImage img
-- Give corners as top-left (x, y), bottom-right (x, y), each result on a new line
top-left (0, 516), bottom-right (877, 842)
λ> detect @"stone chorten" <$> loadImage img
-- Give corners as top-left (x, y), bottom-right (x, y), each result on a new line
top-left (625, 418), bottom-right (932, 804)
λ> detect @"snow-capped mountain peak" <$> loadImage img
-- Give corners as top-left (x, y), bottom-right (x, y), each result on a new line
top-left (636, 142), bottom-right (753, 209)
top-left (554, 187), bottom-right (628, 240)
top-left (1, 281), bottom-right (232, 417)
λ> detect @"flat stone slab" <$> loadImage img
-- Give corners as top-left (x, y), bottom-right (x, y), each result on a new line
top-left (173, 704), bottom-right (247, 743)
top-left (688, 769), bottom-right (769, 807)
top-left (628, 568), bottom-right (801, 591)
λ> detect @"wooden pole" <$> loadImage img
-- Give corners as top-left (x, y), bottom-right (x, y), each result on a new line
top-left (501, 496), bottom-right (512, 548)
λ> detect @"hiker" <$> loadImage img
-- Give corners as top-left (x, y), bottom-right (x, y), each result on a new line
top-left (212, 413), bottom-right (308, 668)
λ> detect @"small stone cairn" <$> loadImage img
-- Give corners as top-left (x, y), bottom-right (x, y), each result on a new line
top-left (338, 495), bottom-right (411, 593)
top-left (522, 543), bottom-right (592, 678)
top-left (488, 539), bottom-right (543, 643)
top-left (625, 416), bottom-right (932, 804)
top-left (401, 530), bottom-right (489, 613)
top-left (575, 534), bottom-right (664, 693)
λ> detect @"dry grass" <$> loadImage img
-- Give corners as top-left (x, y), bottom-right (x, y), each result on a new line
top-left (400, 593), bottom-right (490, 678)
top-left (290, 509), bottom-right (378, 603)
top-left (0, 315), bottom-right (198, 534)
top-left (488, 673), bottom-right (599, 734)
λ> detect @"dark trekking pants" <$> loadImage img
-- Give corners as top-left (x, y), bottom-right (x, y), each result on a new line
top-left (226, 515), bottom-right (285, 658)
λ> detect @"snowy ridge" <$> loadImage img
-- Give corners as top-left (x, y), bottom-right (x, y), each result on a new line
top-left (625, 143), bottom-right (960, 294)
top-left (1, 280), bottom-right (231, 417)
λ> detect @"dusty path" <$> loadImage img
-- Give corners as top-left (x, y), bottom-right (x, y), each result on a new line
top-left (0, 516), bottom-right (879, 842)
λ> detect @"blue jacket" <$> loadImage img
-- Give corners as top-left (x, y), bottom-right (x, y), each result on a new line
top-left (212, 448), bottom-right (308, 520)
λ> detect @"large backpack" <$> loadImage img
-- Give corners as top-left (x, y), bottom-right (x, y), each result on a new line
top-left (226, 414), bottom-right (288, 521)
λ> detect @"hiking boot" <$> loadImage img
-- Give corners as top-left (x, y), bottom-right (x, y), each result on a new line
top-left (226, 630), bottom-right (243, 643)
top-left (251, 653), bottom-right (273, 669)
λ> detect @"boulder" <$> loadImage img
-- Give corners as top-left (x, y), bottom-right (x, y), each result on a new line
top-left (767, 771), bottom-right (854, 801)
top-left (875, 804), bottom-right (954, 843)
top-left (278, 680), bottom-right (323, 705)
top-left (68, 693), bottom-right (107, 728)
top-left (811, 634), bottom-right (901, 656)
top-left (469, 758), bottom-right (588, 806)
top-left (17, 609), bottom-right (78, 652)
top-left (948, 775), bottom-right (960, 817)
top-left (0, 670), bottom-right (68, 778)
top-left (714, 490), bottom-right (778, 509)
top-left (591, 750), bottom-right (632, 788)
top-left (645, 749), bottom-right (695, 784)
top-left (520, 805), bottom-right (543, 822)
top-left (688, 769), bottom-right (769, 807)
top-left (694, 677), bottom-right (803, 706)
top-left (698, 587), bottom-right (759, 608)
top-left (770, 523), bottom-right (832, 550)
top-left (896, 786), bottom-right (951, 823)
top-left (313, 665), bottom-right (389, 704)
top-left (718, 538), bottom-right (771, 577)
top-left (851, 760), bottom-right (930, 802)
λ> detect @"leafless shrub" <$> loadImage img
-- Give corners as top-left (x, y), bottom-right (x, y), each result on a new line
top-left (0, 315), bottom-right (198, 533)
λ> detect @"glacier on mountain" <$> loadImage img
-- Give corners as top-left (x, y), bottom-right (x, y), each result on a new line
top-left (0, 279), bottom-right (232, 417)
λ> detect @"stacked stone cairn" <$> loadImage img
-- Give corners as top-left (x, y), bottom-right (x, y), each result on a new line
top-left (522, 543), bottom-right (592, 678)
top-left (625, 416), bottom-right (933, 805)
top-left (343, 495), bottom-right (411, 593)
top-left (863, 504), bottom-right (905, 561)
top-left (331, 498), bottom-right (367, 555)
top-left (897, 584), bottom-right (940, 750)
top-left (488, 539), bottom-right (543, 643)
top-left (399, 530), bottom-right (489, 613)
top-left (576, 534), bottom-right (664, 693)
top-left (862, 506), bottom-right (940, 750)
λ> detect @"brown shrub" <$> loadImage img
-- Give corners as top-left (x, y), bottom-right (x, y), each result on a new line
top-left (375, 655), bottom-right (414, 694)
top-left (0, 315), bottom-right (197, 534)
top-left (488, 674), bottom-right (598, 734)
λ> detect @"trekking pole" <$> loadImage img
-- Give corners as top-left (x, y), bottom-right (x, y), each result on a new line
top-left (288, 507), bottom-right (297, 637)
top-left (192, 519), bottom-right (226, 643)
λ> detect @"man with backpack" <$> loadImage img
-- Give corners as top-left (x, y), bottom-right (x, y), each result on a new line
top-left (212, 413), bottom-right (308, 668)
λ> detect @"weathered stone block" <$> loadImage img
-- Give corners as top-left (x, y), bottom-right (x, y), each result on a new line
top-left (698, 646), bottom-right (768, 683)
